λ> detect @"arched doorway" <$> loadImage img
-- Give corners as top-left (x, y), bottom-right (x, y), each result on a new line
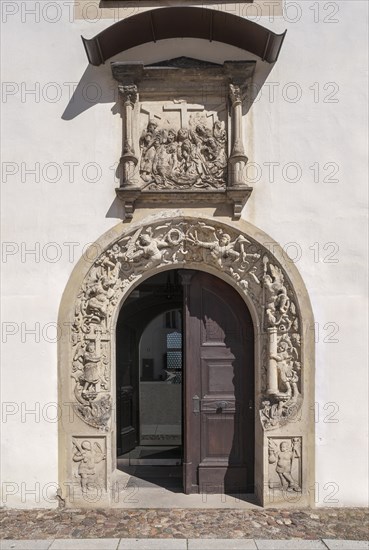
top-left (116, 269), bottom-right (254, 494)
top-left (58, 214), bottom-right (315, 507)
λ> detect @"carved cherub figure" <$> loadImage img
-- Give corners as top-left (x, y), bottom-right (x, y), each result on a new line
top-left (268, 439), bottom-right (301, 492)
top-left (193, 230), bottom-right (258, 274)
top-left (73, 440), bottom-right (106, 494)
top-left (193, 230), bottom-right (239, 268)
top-left (126, 232), bottom-right (169, 272)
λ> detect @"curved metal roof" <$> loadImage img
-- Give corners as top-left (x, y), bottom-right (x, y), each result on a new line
top-left (82, 7), bottom-right (286, 66)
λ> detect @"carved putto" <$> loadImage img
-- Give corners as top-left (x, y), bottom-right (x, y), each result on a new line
top-left (70, 218), bottom-right (302, 431)
top-left (268, 438), bottom-right (301, 492)
top-left (72, 439), bottom-right (106, 494)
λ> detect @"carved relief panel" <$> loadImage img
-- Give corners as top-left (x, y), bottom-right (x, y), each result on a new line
top-left (268, 437), bottom-right (302, 493)
top-left (72, 437), bottom-right (107, 495)
top-left (111, 59), bottom-right (255, 218)
top-left (138, 102), bottom-right (227, 190)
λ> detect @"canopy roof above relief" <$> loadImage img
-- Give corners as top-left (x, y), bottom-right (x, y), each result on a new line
top-left (82, 7), bottom-right (286, 66)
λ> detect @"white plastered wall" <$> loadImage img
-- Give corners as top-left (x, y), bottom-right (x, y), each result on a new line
top-left (1, 0), bottom-right (368, 507)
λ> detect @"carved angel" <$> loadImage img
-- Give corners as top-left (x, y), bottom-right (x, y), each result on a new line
top-left (192, 230), bottom-right (259, 276)
top-left (126, 232), bottom-right (170, 272)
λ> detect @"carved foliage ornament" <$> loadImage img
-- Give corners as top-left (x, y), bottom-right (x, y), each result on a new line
top-left (71, 219), bottom-right (302, 430)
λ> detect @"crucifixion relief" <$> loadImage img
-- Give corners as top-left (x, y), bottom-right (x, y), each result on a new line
top-left (163, 101), bottom-right (205, 128)
top-left (111, 58), bottom-right (255, 218)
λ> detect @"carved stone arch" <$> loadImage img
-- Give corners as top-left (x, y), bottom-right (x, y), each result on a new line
top-left (58, 213), bottom-right (315, 508)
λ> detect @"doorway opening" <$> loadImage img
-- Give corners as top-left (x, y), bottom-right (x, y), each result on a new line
top-left (116, 270), bottom-right (184, 491)
top-left (116, 269), bottom-right (255, 495)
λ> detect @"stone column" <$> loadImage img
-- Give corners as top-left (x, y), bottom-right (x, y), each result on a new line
top-left (228, 83), bottom-right (248, 186)
top-left (267, 326), bottom-right (279, 395)
top-left (118, 84), bottom-right (138, 187)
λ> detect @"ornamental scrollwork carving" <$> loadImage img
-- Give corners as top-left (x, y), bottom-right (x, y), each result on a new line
top-left (70, 219), bottom-right (302, 431)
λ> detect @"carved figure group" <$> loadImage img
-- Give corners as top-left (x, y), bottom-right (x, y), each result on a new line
top-left (139, 117), bottom-right (227, 189)
top-left (263, 261), bottom-right (292, 330)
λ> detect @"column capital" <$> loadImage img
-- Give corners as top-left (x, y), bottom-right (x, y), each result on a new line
top-left (118, 84), bottom-right (138, 106)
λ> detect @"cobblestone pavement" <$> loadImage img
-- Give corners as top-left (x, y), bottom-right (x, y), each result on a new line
top-left (1, 508), bottom-right (368, 541)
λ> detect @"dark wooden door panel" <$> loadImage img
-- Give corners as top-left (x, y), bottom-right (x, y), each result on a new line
top-left (201, 358), bottom-right (236, 397)
top-left (184, 272), bottom-right (254, 494)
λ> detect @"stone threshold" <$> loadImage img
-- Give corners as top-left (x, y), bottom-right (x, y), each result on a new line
top-left (1, 539), bottom-right (368, 550)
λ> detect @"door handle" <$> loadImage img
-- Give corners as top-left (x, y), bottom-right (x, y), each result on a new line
top-left (215, 401), bottom-right (229, 412)
top-left (193, 395), bottom-right (200, 414)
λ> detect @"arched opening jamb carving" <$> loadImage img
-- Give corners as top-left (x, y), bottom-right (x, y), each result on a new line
top-left (58, 213), bottom-right (314, 507)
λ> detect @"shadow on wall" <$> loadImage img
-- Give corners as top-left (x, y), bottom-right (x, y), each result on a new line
top-left (61, 63), bottom-right (119, 121)
top-left (61, 40), bottom-right (278, 121)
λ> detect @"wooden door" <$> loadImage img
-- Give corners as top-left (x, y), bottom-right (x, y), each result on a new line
top-left (183, 272), bottom-right (254, 494)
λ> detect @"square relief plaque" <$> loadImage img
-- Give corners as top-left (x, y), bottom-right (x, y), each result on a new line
top-left (112, 58), bottom-right (255, 218)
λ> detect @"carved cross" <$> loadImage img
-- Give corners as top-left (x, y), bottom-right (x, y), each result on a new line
top-left (206, 112), bottom-right (217, 126)
top-left (163, 101), bottom-right (204, 128)
top-left (86, 326), bottom-right (110, 356)
top-left (140, 106), bottom-right (162, 123)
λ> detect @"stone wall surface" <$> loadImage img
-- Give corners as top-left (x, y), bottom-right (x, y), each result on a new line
top-left (1, 0), bottom-right (368, 507)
